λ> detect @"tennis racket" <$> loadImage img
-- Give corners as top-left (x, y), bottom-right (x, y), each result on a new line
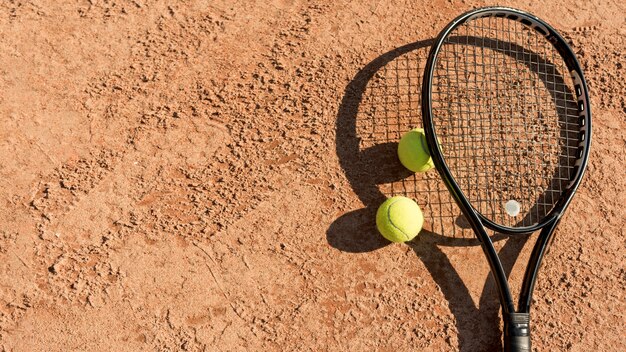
top-left (421, 7), bottom-right (591, 352)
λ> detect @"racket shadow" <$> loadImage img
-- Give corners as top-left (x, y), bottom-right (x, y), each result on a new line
top-left (326, 39), bottom-right (532, 351)
top-left (408, 232), bottom-right (530, 351)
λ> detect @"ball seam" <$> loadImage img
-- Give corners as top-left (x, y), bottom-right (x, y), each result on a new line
top-left (386, 198), bottom-right (411, 241)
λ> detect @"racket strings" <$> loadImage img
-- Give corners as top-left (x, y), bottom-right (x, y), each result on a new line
top-left (430, 17), bottom-right (580, 228)
top-left (357, 47), bottom-right (474, 239)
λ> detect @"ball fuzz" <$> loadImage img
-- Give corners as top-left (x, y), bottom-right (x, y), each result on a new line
top-left (397, 128), bottom-right (434, 172)
top-left (376, 196), bottom-right (424, 243)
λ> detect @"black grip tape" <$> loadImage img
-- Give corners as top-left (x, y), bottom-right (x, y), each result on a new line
top-left (504, 313), bottom-right (531, 352)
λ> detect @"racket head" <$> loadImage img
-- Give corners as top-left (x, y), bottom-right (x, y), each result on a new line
top-left (422, 7), bottom-right (591, 234)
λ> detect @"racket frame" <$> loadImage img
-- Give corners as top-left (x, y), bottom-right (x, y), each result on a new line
top-left (421, 6), bottom-right (591, 352)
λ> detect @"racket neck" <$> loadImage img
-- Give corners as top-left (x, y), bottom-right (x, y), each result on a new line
top-left (469, 222), bottom-right (516, 313)
top-left (518, 219), bottom-right (560, 312)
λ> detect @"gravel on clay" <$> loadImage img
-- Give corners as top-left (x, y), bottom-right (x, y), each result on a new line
top-left (0, 1), bottom-right (623, 351)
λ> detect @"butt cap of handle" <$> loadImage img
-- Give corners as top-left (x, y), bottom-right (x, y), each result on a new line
top-left (504, 313), bottom-right (531, 352)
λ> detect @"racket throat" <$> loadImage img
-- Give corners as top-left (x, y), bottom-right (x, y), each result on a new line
top-left (503, 312), bottom-right (531, 352)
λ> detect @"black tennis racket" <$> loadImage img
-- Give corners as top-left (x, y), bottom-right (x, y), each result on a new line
top-left (421, 7), bottom-right (591, 352)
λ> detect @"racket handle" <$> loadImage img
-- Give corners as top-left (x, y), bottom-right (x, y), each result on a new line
top-left (503, 312), bottom-right (531, 352)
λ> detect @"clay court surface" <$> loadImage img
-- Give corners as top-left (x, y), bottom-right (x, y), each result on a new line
top-left (0, 1), bottom-right (624, 351)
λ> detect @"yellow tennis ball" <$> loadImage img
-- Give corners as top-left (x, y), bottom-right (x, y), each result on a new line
top-left (398, 128), bottom-right (434, 172)
top-left (376, 196), bottom-right (424, 243)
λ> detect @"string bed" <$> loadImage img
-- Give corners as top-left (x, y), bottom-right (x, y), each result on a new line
top-left (429, 16), bottom-right (580, 228)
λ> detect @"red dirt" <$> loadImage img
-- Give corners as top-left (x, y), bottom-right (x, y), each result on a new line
top-left (0, 1), bottom-right (623, 351)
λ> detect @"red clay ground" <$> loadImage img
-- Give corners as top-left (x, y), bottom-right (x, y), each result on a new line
top-left (0, 1), bottom-right (624, 351)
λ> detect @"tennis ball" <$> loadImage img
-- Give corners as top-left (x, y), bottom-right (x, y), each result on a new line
top-left (376, 196), bottom-right (424, 243)
top-left (397, 128), bottom-right (434, 172)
